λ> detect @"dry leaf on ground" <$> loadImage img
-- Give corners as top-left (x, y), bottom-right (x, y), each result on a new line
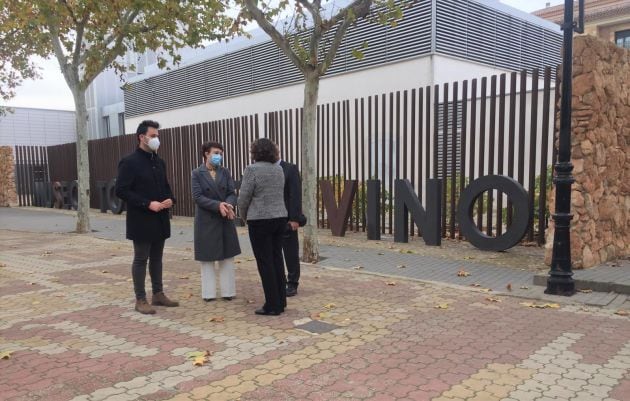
top-left (179, 276), bottom-right (189, 280)
top-left (353, 266), bottom-right (364, 270)
top-left (101, 270), bottom-right (109, 274)
top-left (506, 283), bottom-right (512, 291)
top-left (377, 252), bottom-right (385, 255)
top-left (323, 303), bottom-right (336, 310)
top-left (478, 288), bottom-right (492, 293)
top-left (470, 283), bottom-right (482, 287)
top-left (578, 289), bottom-right (593, 293)
top-left (397, 265), bottom-right (406, 269)
top-left (208, 316), bottom-right (225, 323)
top-left (186, 350), bottom-right (211, 366)
top-left (386, 281), bottom-right (397, 286)
top-left (435, 303), bottom-right (449, 309)
top-left (486, 297), bottom-right (502, 303)
top-left (615, 310), bottom-right (629, 316)
top-left (0, 350), bottom-right (13, 360)
top-left (311, 312), bottom-right (329, 320)
top-left (520, 302), bottom-right (560, 309)
top-left (520, 286), bottom-right (529, 290)
top-left (457, 270), bottom-right (471, 277)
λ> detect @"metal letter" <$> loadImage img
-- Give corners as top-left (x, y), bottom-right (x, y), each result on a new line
top-left (394, 179), bottom-right (441, 246)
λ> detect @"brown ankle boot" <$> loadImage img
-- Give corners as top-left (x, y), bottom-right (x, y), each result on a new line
top-left (151, 292), bottom-right (179, 307)
top-left (135, 299), bottom-right (156, 314)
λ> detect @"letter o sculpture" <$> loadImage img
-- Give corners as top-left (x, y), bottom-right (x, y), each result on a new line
top-left (457, 175), bottom-right (531, 251)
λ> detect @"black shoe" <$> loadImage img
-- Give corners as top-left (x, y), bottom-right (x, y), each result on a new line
top-left (286, 287), bottom-right (298, 297)
top-left (203, 298), bottom-right (215, 302)
top-left (222, 296), bottom-right (234, 301)
top-left (255, 308), bottom-right (281, 316)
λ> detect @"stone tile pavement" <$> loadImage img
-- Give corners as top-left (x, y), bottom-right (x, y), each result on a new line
top-left (1, 228), bottom-right (630, 401)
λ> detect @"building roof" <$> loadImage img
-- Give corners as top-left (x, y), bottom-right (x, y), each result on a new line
top-left (533, 0), bottom-right (630, 24)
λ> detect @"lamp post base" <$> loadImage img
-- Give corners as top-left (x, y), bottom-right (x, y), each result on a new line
top-left (545, 274), bottom-right (576, 296)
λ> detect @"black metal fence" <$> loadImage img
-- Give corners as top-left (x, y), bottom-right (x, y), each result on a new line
top-left (14, 67), bottom-right (557, 245)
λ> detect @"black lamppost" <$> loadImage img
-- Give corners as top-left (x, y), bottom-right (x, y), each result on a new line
top-left (545, 0), bottom-right (584, 296)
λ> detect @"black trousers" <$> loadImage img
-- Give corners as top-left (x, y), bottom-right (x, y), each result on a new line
top-left (248, 218), bottom-right (287, 312)
top-left (282, 228), bottom-right (300, 288)
top-left (132, 239), bottom-right (165, 300)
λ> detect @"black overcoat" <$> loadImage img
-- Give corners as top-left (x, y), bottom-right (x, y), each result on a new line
top-left (115, 148), bottom-right (175, 242)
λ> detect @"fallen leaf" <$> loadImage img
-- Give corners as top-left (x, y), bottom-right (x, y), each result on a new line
top-left (578, 289), bottom-right (593, 293)
top-left (388, 245), bottom-right (394, 249)
top-left (615, 310), bottom-right (629, 316)
top-left (186, 351), bottom-right (208, 359)
top-left (246, 258), bottom-right (255, 262)
top-left (470, 283), bottom-right (482, 287)
top-left (28, 282), bottom-right (35, 286)
top-left (101, 270), bottom-right (109, 274)
top-left (397, 264), bottom-right (406, 269)
top-left (463, 256), bottom-right (475, 260)
top-left (402, 250), bottom-right (415, 254)
top-left (520, 302), bottom-right (560, 309)
top-left (246, 299), bottom-right (255, 304)
top-left (208, 316), bottom-right (225, 323)
top-left (486, 297), bottom-right (502, 303)
top-left (311, 312), bottom-right (329, 320)
top-left (181, 257), bottom-right (190, 261)
top-left (179, 276), bottom-right (190, 280)
top-left (520, 286), bottom-right (529, 290)
top-left (314, 275), bottom-right (320, 279)
top-left (110, 254), bottom-right (117, 257)
top-left (0, 350), bottom-right (13, 360)
top-left (506, 283), bottom-right (512, 291)
top-left (126, 278), bottom-right (133, 282)
top-left (386, 281), bottom-right (397, 286)
top-left (457, 270), bottom-right (471, 277)
top-left (235, 260), bottom-right (242, 264)
top-left (353, 265), bottom-right (364, 270)
top-left (377, 252), bottom-right (384, 256)
top-left (434, 303), bottom-right (449, 309)
top-left (184, 293), bottom-right (193, 299)
top-left (323, 303), bottom-right (336, 310)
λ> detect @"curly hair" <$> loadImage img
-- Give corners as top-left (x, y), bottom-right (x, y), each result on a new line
top-left (201, 141), bottom-right (224, 160)
top-left (250, 138), bottom-right (279, 163)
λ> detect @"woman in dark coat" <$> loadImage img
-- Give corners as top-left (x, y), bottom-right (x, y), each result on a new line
top-left (192, 141), bottom-right (241, 301)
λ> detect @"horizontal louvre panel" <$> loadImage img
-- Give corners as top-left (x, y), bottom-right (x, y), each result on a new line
top-left (124, 0), bottom-right (561, 117)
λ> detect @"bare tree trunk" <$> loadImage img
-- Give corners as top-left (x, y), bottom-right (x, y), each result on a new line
top-left (301, 71), bottom-right (320, 263)
top-left (72, 88), bottom-right (91, 233)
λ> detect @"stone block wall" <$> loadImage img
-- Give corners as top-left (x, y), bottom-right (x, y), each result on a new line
top-left (0, 146), bottom-right (17, 207)
top-left (545, 35), bottom-right (630, 268)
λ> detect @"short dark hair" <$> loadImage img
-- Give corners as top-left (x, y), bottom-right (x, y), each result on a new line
top-left (201, 141), bottom-right (224, 160)
top-left (250, 138), bottom-right (279, 163)
top-left (136, 120), bottom-right (160, 141)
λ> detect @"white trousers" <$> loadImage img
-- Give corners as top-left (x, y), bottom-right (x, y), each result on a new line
top-left (200, 258), bottom-right (236, 299)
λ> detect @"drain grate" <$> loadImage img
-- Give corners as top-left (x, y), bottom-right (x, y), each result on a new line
top-left (294, 320), bottom-right (340, 334)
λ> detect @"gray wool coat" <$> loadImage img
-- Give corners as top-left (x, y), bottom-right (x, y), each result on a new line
top-left (191, 164), bottom-right (241, 262)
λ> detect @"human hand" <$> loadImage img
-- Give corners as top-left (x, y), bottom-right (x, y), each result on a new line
top-left (161, 198), bottom-right (173, 209)
top-left (289, 221), bottom-right (299, 231)
top-left (149, 201), bottom-right (163, 212)
top-left (219, 202), bottom-right (230, 217)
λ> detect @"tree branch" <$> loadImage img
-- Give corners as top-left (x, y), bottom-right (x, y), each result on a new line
top-left (242, 0), bottom-right (306, 72)
top-left (77, 9), bottom-right (140, 66)
top-left (322, 0), bottom-right (372, 30)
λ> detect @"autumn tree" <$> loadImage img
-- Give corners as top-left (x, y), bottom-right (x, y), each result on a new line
top-left (0, 0), bottom-right (230, 232)
top-left (233, 0), bottom-right (406, 262)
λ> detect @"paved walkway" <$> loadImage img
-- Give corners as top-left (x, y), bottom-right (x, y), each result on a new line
top-left (1, 208), bottom-right (628, 308)
top-left (1, 227), bottom-right (630, 401)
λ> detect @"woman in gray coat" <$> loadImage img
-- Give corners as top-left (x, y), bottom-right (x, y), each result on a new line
top-left (192, 141), bottom-right (241, 302)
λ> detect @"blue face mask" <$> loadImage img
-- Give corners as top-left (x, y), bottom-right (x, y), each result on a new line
top-left (210, 154), bottom-right (222, 166)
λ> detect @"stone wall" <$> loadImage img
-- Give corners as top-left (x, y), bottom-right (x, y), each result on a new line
top-left (545, 35), bottom-right (630, 268)
top-left (0, 146), bottom-right (17, 207)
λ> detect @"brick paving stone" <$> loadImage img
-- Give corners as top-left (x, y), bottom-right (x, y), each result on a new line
top-left (1, 228), bottom-right (630, 401)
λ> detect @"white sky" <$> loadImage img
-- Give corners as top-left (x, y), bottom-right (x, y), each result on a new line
top-left (2, 0), bottom-right (565, 112)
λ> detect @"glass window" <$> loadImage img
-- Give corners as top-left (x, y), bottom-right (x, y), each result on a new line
top-left (103, 116), bottom-right (111, 138)
top-left (118, 113), bottom-right (125, 135)
top-left (615, 30), bottom-right (630, 49)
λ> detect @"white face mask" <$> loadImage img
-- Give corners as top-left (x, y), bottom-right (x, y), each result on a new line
top-left (146, 137), bottom-right (160, 151)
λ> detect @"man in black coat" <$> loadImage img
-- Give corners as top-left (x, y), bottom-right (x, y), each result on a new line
top-left (115, 120), bottom-right (179, 314)
top-left (279, 157), bottom-right (303, 297)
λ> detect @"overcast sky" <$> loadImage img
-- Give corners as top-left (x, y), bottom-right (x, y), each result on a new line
top-left (2, 0), bottom-right (565, 112)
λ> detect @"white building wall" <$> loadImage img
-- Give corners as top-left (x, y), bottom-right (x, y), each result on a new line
top-left (126, 54), bottom-right (517, 130)
top-left (0, 107), bottom-right (76, 147)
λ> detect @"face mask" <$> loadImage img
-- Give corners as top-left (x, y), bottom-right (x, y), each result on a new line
top-left (210, 154), bottom-right (222, 166)
top-left (146, 137), bottom-right (160, 151)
